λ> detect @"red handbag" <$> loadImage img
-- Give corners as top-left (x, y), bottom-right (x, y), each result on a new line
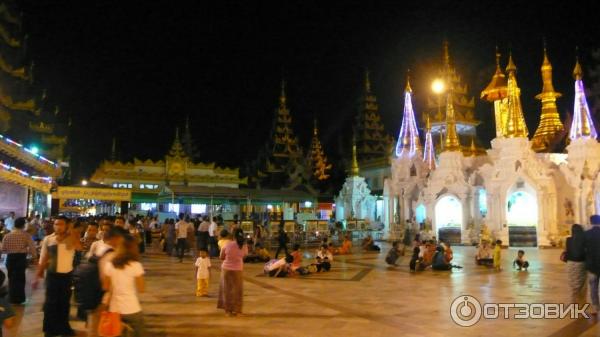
top-left (98, 311), bottom-right (122, 337)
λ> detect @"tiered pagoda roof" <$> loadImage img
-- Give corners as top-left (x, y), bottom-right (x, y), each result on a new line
top-left (425, 41), bottom-right (482, 155)
top-left (253, 80), bottom-right (305, 189)
top-left (308, 119), bottom-right (331, 181)
top-left (354, 69), bottom-right (394, 165)
top-left (0, 1), bottom-right (67, 163)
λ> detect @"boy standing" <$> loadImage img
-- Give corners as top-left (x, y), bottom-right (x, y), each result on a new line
top-left (195, 250), bottom-right (211, 297)
top-left (493, 239), bottom-right (503, 271)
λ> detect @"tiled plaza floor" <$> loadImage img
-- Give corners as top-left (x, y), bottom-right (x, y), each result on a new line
top-left (2, 244), bottom-right (599, 337)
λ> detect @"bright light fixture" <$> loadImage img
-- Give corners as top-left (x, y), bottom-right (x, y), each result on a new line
top-left (431, 79), bottom-right (445, 94)
top-left (81, 180), bottom-right (88, 186)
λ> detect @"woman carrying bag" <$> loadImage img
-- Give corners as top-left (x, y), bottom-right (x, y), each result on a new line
top-left (101, 235), bottom-right (146, 337)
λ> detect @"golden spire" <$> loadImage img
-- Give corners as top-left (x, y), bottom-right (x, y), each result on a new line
top-left (573, 57), bottom-right (583, 80)
top-left (444, 93), bottom-right (461, 151)
top-left (481, 47), bottom-right (507, 101)
top-left (110, 137), bottom-right (116, 162)
top-left (504, 54), bottom-right (529, 138)
top-left (168, 127), bottom-right (186, 158)
top-left (405, 71), bottom-right (412, 93)
top-left (365, 68), bottom-right (372, 94)
top-left (351, 134), bottom-right (360, 176)
top-left (313, 118), bottom-right (318, 136)
top-left (425, 113), bottom-right (431, 131)
top-left (469, 136), bottom-right (477, 156)
top-left (279, 79), bottom-right (287, 107)
top-left (532, 47), bottom-right (563, 152)
top-left (443, 40), bottom-right (450, 68)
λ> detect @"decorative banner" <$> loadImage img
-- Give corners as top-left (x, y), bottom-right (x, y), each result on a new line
top-left (54, 186), bottom-right (131, 201)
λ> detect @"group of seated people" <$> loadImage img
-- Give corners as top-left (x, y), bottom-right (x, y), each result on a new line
top-left (408, 239), bottom-right (461, 271)
top-left (361, 235), bottom-right (381, 252)
top-left (264, 243), bottom-right (335, 277)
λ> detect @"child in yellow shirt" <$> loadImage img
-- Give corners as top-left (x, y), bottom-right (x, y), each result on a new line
top-left (493, 239), bottom-right (502, 271)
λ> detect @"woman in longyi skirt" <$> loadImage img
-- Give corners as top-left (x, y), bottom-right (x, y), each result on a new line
top-left (217, 228), bottom-right (248, 316)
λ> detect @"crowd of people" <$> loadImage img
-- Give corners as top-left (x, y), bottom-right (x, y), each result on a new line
top-left (6, 211), bottom-right (600, 335)
top-left (1, 214), bottom-right (147, 337)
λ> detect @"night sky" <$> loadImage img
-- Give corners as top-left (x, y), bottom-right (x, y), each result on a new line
top-left (18, 1), bottom-right (600, 182)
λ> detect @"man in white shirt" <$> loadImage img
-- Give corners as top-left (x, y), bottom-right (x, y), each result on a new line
top-left (4, 212), bottom-right (15, 231)
top-left (175, 215), bottom-right (191, 262)
top-left (35, 216), bottom-right (82, 337)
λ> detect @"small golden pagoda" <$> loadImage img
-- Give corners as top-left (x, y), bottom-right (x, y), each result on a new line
top-left (481, 48), bottom-right (509, 138)
top-left (425, 41), bottom-right (481, 155)
top-left (504, 54), bottom-right (529, 138)
top-left (531, 48), bottom-right (564, 152)
top-left (308, 119), bottom-right (332, 181)
top-left (444, 93), bottom-right (461, 152)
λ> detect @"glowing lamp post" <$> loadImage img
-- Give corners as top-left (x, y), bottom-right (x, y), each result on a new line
top-left (431, 79), bottom-right (445, 94)
top-left (81, 179), bottom-right (88, 186)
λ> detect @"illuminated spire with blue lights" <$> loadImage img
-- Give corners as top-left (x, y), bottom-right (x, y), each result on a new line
top-left (422, 114), bottom-right (436, 170)
top-left (569, 57), bottom-right (598, 140)
top-left (395, 74), bottom-right (421, 157)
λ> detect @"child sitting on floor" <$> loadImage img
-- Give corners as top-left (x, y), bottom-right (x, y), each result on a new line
top-left (244, 242), bottom-right (271, 263)
top-left (290, 243), bottom-right (309, 275)
top-left (315, 244), bottom-right (333, 272)
top-left (265, 255), bottom-right (293, 277)
top-left (513, 249), bottom-right (529, 271)
top-left (385, 241), bottom-right (402, 266)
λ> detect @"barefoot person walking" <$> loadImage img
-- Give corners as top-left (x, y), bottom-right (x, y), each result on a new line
top-left (217, 228), bottom-right (248, 316)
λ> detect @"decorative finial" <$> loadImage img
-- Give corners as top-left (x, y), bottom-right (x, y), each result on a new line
top-left (443, 40), bottom-right (450, 67)
top-left (313, 118), bottom-right (318, 136)
top-left (175, 127), bottom-right (180, 141)
top-left (110, 137), bottom-right (117, 162)
top-left (365, 68), bottom-right (371, 93)
top-left (351, 134), bottom-right (360, 176)
top-left (573, 48), bottom-right (583, 80)
top-left (495, 46), bottom-right (501, 68)
top-left (405, 69), bottom-right (412, 93)
top-left (506, 52), bottom-right (517, 73)
top-left (425, 113), bottom-right (431, 131)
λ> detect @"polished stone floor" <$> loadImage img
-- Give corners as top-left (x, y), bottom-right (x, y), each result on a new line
top-left (3, 244), bottom-right (600, 337)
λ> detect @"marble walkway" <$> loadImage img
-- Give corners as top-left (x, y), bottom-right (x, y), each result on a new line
top-left (2, 245), bottom-right (600, 337)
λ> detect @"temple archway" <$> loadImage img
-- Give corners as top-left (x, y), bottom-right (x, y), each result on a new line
top-left (506, 183), bottom-right (538, 246)
top-left (415, 203), bottom-right (426, 225)
top-left (435, 195), bottom-right (462, 244)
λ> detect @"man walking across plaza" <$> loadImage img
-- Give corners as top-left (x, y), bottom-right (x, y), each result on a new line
top-left (175, 215), bottom-right (192, 262)
top-left (585, 214), bottom-right (600, 314)
top-left (1, 217), bottom-right (37, 304)
top-left (34, 216), bottom-right (82, 337)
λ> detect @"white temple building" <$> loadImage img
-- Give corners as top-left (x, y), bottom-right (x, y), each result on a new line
top-left (383, 51), bottom-right (600, 247)
top-left (336, 139), bottom-right (376, 222)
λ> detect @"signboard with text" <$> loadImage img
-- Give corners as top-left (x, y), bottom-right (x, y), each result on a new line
top-left (54, 186), bottom-right (131, 202)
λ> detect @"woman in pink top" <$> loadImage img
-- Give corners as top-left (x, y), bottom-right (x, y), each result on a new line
top-left (217, 228), bottom-right (248, 316)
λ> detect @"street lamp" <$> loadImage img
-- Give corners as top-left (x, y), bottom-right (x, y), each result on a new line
top-left (431, 78), bottom-right (445, 94)
top-left (81, 179), bottom-right (88, 186)
top-left (431, 78), bottom-right (446, 150)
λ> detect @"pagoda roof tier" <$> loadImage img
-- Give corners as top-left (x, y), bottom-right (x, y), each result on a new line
top-left (0, 133), bottom-right (61, 177)
top-left (157, 185), bottom-right (316, 204)
top-left (0, 164), bottom-right (52, 193)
